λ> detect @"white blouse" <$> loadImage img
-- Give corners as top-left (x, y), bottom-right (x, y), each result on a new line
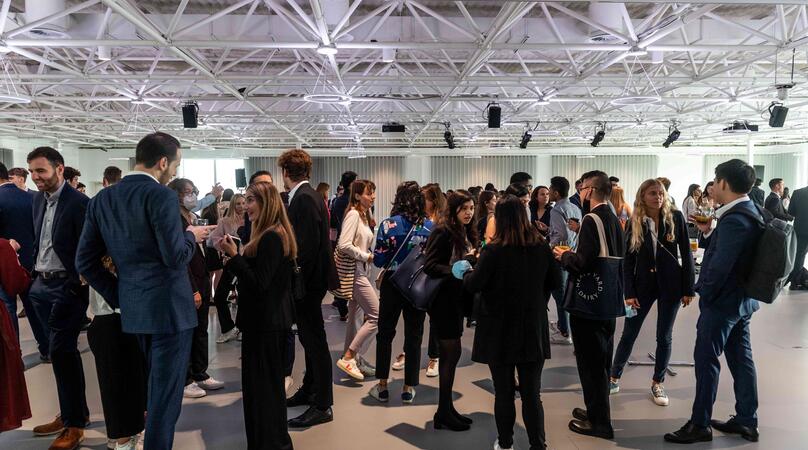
top-left (337, 209), bottom-right (374, 262)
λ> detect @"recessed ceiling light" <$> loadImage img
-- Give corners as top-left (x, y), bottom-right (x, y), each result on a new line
top-left (536, 97), bottom-right (551, 106)
top-left (316, 43), bottom-right (338, 56)
top-left (303, 93), bottom-right (351, 104)
top-left (130, 97), bottom-right (147, 105)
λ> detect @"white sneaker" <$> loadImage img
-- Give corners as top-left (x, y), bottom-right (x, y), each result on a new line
top-left (114, 435), bottom-right (139, 450)
top-left (494, 440), bottom-right (513, 450)
top-left (426, 358), bottom-right (439, 377)
top-left (368, 384), bottom-right (389, 403)
top-left (392, 353), bottom-right (405, 371)
top-left (183, 383), bottom-right (207, 398)
top-left (197, 377), bottom-right (224, 390)
top-left (609, 380), bottom-right (620, 395)
top-left (216, 328), bottom-right (240, 344)
top-left (337, 357), bottom-right (364, 381)
top-left (107, 439), bottom-right (116, 449)
top-left (651, 383), bottom-right (669, 406)
top-left (401, 386), bottom-right (416, 404)
top-left (550, 332), bottom-right (572, 345)
top-left (285, 376), bottom-right (294, 392)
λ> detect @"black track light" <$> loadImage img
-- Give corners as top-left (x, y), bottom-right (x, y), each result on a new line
top-left (663, 127), bottom-right (681, 148)
top-left (519, 130), bottom-right (532, 149)
top-left (590, 129), bottom-right (605, 147)
top-left (443, 123), bottom-right (455, 149)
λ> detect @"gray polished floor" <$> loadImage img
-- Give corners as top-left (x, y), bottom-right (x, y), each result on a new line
top-left (3, 287), bottom-right (808, 450)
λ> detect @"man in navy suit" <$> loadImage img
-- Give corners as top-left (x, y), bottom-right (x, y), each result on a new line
top-left (77, 132), bottom-right (212, 450)
top-left (0, 162), bottom-right (49, 350)
top-left (666, 159), bottom-right (763, 444)
top-left (24, 147), bottom-right (91, 449)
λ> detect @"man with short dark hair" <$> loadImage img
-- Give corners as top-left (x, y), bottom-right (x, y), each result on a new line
top-left (547, 176), bottom-right (581, 345)
top-left (8, 167), bottom-right (33, 192)
top-left (26, 147), bottom-right (91, 449)
top-left (77, 132), bottom-right (212, 450)
top-left (666, 159), bottom-right (762, 444)
top-left (249, 170), bottom-right (273, 185)
top-left (657, 177), bottom-right (675, 207)
top-left (279, 149), bottom-right (336, 428)
top-left (0, 162), bottom-right (48, 348)
top-left (76, 182), bottom-right (86, 194)
top-left (569, 179), bottom-right (583, 210)
top-left (102, 166), bottom-right (122, 187)
top-left (63, 166), bottom-right (81, 189)
top-left (765, 178), bottom-right (793, 221)
top-left (510, 171), bottom-right (533, 191)
top-left (749, 178), bottom-right (765, 208)
top-left (553, 171), bottom-right (625, 440)
top-left (608, 176), bottom-right (620, 187)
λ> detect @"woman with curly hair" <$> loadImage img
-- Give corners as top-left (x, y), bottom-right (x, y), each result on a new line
top-left (369, 181), bottom-right (434, 404)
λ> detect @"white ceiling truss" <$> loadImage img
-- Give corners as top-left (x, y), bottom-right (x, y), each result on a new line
top-left (1, 0), bottom-right (808, 152)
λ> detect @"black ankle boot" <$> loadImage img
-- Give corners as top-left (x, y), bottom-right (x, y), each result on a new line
top-left (434, 411), bottom-right (470, 431)
top-left (451, 407), bottom-right (473, 424)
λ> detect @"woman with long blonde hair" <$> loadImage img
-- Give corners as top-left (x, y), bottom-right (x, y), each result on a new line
top-left (610, 179), bottom-right (696, 407)
top-left (335, 179), bottom-right (380, 380)
top-left (220, 181), bottom-right (297, 450)
top-left (610, 186), bottom-right (631, 229)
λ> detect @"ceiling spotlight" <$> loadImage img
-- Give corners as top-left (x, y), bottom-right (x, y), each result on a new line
top-left (316, 43), bottom-right (338, 56)
top-left (519, 130), bottom-right (532, 149)
top-left (486, 101), bottom-right (501, 128)
top-left (443, 123), bottom-right (455, 149)
top-left (662, 124), bottom-right (681, 148)
top-left (626, 46), bottom-right (648, 57)
top-left (590, 124), bottom-right (605, 147)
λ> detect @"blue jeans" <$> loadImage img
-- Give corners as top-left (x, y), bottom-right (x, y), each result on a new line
top-left (551, 269), bottom-right (569, 335)
top-left (611, 296), bottom-right (681, 383)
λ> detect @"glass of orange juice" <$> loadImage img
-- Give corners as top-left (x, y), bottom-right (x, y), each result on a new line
top-left (556, 240), bottom-right (571, 252)
top-left (689, 238), bottom-right (698, 252)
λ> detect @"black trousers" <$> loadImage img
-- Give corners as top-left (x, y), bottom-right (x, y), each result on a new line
top-left (187, 300), bottom-right (211, 384)
top-left (87, 314), bottom-right (147, 439)
top-left (242, 330), bottom-right (294, 450)
top-left (213, 269), bottom-right (237, 334)
top-left (570, 315), bottom-right (616, 431)
top-left (28, 277), bottom-right (89, 428)
top-left (296, 288), bottom-right (333, 408)
top-left (375, 274), bottom-right (426, 386)
top-left (427, 318), bottom-right (439, 359)
top-left (788, 234), bottom-right (808, 285)
top-left (489, 360), bottom-right (546, 450)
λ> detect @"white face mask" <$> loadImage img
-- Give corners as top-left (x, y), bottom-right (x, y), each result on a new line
top-left (182, 193), bottom-right (198, 210)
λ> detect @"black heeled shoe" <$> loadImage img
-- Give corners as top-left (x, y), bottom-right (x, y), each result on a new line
top-left (434, 412), bottom-right (470, 431)
top-left (451, 407), bottom-right (473, 424)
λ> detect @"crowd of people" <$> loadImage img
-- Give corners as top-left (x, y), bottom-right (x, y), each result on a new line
top-left (1, 131), bottom-right (807, 450)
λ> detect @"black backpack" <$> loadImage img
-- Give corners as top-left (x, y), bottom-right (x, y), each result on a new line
top-left (731, 205), bottom-right (796, 303)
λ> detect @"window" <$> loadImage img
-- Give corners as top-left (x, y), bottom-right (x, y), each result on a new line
top-left (177, 158), bottom-right (245, 192)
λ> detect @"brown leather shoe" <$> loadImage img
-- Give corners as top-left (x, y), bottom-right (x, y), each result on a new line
top-left (33, 416), bottom-right (64, 437)
top-left (49, 428), bottom-right (84, 450)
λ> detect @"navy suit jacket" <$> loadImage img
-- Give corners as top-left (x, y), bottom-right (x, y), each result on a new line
top-left (695, 200), bottom-right (762, 317)
top-left (32, 183), bottom-right (88, 284)
top-left (0, 183), bottom-right (35, 271)
top-left (76, 174), bottom-right (198, 334)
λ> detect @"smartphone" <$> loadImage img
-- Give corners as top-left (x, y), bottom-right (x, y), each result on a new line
top-left (228, 234), bottom-right (242, 251)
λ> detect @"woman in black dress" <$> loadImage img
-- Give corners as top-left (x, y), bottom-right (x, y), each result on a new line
top-left (460, 194), bottom-right (561, 450)
top-left (220, 181), bottom-right (296, 450)
top-left (424, 190), bottom-right (478, 431)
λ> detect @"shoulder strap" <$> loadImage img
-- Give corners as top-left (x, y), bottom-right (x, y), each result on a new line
top-left (382, 220), bottom-right (419, 270)
top-left (586, 213), bottom-right (609, 257)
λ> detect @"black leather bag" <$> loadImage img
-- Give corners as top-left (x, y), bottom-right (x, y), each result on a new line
top-left (564, 214), bottom-right (625, 319)
top-left (389, 244), bottom-right (444, 311)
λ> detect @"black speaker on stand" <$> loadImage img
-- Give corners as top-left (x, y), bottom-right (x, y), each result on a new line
top-left (235, 168), bottom-right (247, 188)
top-left (182, 102), bottom-right (198, 128)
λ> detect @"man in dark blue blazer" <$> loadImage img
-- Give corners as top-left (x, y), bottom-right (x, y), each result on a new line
top-left (666, 159), bottom-right (763, 444)
top-left (25, 147), bottom-right (91, 448)
top-left (0, 162), bottom-right (50, 351)
top-left (77, 132), bottom-right (212, 450)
